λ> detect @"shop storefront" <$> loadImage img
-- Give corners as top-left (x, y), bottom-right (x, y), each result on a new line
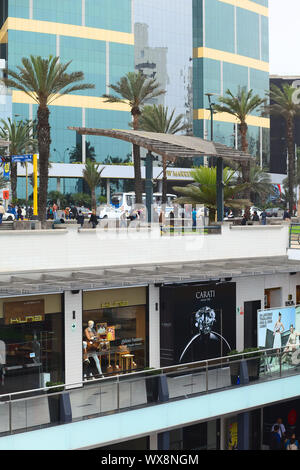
top-left (160, 282), bottom-right (236, 366)
top-left (82, 287), bottom-right (147, 377)
top-left (0, 294), bottom-right (64, 394)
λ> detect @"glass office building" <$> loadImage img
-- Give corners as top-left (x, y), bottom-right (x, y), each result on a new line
top-left (134, 0), bottom-right (193, 132)
top-left (0, 0), bottom-right (134, 196)
top-left (193, 0), bottom-right (270, 167)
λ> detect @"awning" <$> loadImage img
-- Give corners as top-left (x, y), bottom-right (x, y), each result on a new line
top-left (68, 128), bottom-right (253, 162)
top-left (0, 256), bottom-right (299, 296)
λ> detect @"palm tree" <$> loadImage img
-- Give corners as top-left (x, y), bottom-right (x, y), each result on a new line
top-left (0, 118), bottom-right (36, 200)
top-left (265, 83), bottom-right (300, 213)
top-left (103, 71), bottom-right (165, 204)
top-left (247, 164), bottom-right (275, 206)
top-left (83, 159), bottom-right (105, 211)
top-left (173, 166), bottom-right (249, 224)
top-left (3, 55), bottom-right (94, 225)
top-left (214, 88), bottom-right (266, 216)
top-left (138, 104), bottom-right (188, 204)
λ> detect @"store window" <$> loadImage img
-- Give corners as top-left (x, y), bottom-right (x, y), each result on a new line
top-left (264, 288), bottom-right (282, 309)
top-left (83, 288), bottom-right (146, 378)
top-left (0, 295), bottom-right (64, 394)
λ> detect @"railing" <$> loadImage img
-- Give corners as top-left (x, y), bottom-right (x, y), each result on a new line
top-left (0, 346), bottom-right (299, 436)
top-left (289, 224), bottom-right (300, 249)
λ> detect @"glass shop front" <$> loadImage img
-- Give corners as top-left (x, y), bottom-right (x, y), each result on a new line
top-left (0, 295), bottom-right (64, 394)
top-left (82, 287), bottom-right (147, 378)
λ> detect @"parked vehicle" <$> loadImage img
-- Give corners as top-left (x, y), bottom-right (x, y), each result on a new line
top-left (3, 212), bottom-right (15, 221)
top-left (98, 192), bottom-right (177, 219)
top-left (265, 207), bottom-right (284, 218)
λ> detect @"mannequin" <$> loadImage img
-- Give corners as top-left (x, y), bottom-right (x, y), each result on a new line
top-left (84, 321), bottom-right (103, 377)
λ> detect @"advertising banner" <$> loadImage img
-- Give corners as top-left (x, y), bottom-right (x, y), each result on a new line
top-left (160, 282), bottom-right (236, 366)
top-left (257, 305), bottom-right (300, 349)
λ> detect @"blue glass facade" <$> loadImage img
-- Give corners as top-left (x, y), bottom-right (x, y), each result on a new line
top-left (193, 0), bottom-right (270, 166)
top-left (1, 0), bottom-right (134, 197)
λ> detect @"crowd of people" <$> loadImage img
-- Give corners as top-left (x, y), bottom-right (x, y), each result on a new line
top-left (7, 204), bottom-right (34, 220)
top-left (270, 417), bottom-right (300, 450)
top-left (241, 209), bottom-right (291, 226)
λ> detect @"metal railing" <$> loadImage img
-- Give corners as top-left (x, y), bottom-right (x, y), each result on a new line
top-left (0, 346), bottom-right (299, 436)
top-left (289, 224), bottom-right (300, 248)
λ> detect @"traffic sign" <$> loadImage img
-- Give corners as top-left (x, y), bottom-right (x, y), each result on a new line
top-left (11, 154), bottom-right (33, 163)
top-left (3, 190), bottom-right (9, 200)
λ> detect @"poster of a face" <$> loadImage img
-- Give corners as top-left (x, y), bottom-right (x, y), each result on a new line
top-left (257, 305), bottom-right (299, 349)
top-left (160, 283), bottom-right (236, 366)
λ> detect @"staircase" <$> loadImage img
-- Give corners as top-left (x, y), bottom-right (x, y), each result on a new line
top-left (0, 222), bottom-right (14, 231)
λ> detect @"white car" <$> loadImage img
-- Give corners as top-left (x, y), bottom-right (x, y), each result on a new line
top-left (3, 212), bottom-right (15, 221)
top-left (98, 205), bottom-right (123, 219)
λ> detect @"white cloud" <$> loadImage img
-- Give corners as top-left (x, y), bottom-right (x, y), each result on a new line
top-left (269, 0), bottom-right (300, 76)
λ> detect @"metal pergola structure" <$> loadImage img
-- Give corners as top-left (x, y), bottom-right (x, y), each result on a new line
top-left (68, 128), bottom-right (253, 222)
top-left (0, 256), bottom-right (299, 297)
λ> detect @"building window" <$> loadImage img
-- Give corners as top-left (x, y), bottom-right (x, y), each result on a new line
top-left (0, 295), bottom-right (64, 394)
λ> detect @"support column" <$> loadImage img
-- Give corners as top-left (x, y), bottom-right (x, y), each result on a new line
top-left (145, 151), bottom-right (154, 223)
top-left (237, 360), bottom-right (250, 450)
top-left (64, 290), bottom-right (83, 388)
top-left (149, 433), bottom-right (158, 450)
top-left (148, 285), bottom-right (160, 368)
top-left (216, 157), bottom-right (224, 222)
top-left (56, 177), bottom-right (61, 193)
top-left (106, 178), bottom-right (110, 204)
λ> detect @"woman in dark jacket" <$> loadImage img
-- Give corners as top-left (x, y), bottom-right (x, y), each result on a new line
top-left (89, 210), bottom-right (98, 229)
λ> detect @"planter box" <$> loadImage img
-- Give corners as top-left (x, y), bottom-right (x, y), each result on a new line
top-left (145, 375), bottom-right (159, 403)
top-left (48, 392), bottom-right (72, 424)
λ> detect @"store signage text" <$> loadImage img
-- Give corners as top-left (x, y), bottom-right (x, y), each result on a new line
top-left (100, 300), bottom-right (129, 308)
top-left (196, 290), bottom-right (215, 300)
top-left (8, 314), bottom-right (44, 324)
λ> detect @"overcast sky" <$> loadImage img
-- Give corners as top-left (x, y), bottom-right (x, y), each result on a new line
top-left (269, 0), bottom-right (300, 75)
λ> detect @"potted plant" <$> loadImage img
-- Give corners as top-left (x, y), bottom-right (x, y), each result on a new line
top-left (46, 381), bottom-right (71, 424)
top-left (227, 350), bottom-right (241, 385)
top-left (243, 348), bottom-right (262, 381)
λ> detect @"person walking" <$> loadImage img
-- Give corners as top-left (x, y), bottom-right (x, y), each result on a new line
top-left (89, 209), bottom-right (98, 229)
top-left (192, 207), bottom-right (197, 232)
top-left (252, 211), bottom-right (259, 222)
top-left (283, 209), bottom-right (291, 221)
top-left (169, 209), bottom-right (175, 235)
top-left (77, 210), bottom-right (84, 228)
top-left (52, 203), bottom-right (58, 220)
top-left (261, 209), bottom-right (267, 226)
top-left (17, 206), bottom-right (23, 221)
top-left (272, 417), bottom-right (286, 440)
top-left (270, 425), bottom-right (283, 450)
top-left (0, 203), bottom-right (5, 225)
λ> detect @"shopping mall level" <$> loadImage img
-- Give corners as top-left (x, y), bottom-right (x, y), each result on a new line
top-left (1, 222), bottom-right (300, 450)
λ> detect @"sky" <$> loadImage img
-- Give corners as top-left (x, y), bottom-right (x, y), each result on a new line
top-left (269, 0), bottom-right (300, 76)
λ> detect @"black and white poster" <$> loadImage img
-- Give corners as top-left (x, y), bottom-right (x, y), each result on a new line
top-left (160, 282), bottom-right (236, 366)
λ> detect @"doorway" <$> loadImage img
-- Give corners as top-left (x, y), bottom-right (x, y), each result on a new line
top-left (244, 300), bottom-right (261, 349)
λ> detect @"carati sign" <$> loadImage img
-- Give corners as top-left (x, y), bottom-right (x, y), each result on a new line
top-left (4, 300), bottom-right (45, 325)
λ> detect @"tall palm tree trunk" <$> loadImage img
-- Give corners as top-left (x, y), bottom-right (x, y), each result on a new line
top-left (91, 188), bottom-right (96, 211)
top-left (240, 122), bottom-right (251, 219)
top-left (37, 105), bottom-right (51, 225)
top-left (287, 116), bottom-right (295, 213)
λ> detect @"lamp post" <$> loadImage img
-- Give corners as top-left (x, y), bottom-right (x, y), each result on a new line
top-left (205, 93), bottom-right (224, 223)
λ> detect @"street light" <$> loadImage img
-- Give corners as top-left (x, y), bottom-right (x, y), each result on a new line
top-left (205, 93), bottom-right (217, 142)
top-left (205, 92), bottom-right (224, 223)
